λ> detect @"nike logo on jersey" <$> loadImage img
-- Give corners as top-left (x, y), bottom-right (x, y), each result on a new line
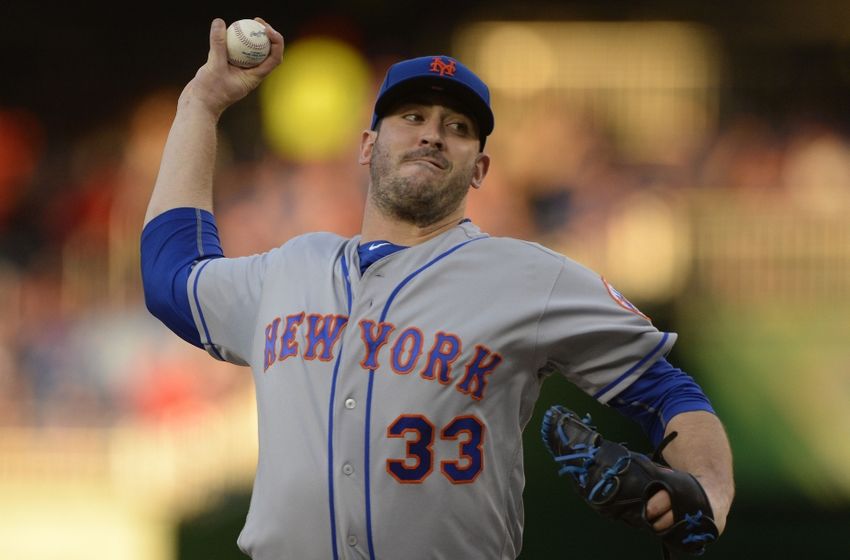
top-left (368, 242), bottom-right (391, 251)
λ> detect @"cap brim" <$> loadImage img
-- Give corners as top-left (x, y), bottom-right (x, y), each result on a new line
top-left (372, 76), bottom-right (494, 139)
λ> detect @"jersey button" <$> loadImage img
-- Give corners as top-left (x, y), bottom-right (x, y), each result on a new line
top-left (344, 398), bottom-right (356, 409)
top-left (347, 535), bottom-right (358, 546)
top-left (342, 463), bottom-right (354, 476)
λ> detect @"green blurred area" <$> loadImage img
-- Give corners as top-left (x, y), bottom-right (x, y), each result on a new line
top-left (678, 302), bottom-right (850, 505)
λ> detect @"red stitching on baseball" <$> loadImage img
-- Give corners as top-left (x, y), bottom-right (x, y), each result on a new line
top-left (234, 21), bottom-right (267, 50)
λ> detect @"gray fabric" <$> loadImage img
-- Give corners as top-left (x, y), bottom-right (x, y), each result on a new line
top-left (187, 221), bottom-right (673, 559)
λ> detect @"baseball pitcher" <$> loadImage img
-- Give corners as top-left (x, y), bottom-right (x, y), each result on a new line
top-left (141, 18), bottom-right (734, 560)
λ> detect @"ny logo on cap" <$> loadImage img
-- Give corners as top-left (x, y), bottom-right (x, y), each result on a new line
top-left (429, 56), bottom-right (457, 77)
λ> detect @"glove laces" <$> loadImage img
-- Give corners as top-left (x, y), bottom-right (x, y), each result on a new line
top-left (546, 412), bottom-right (602, 489)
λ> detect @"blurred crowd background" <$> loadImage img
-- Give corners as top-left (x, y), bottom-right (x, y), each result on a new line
top-left (1, 1), bottom-right (849, 558)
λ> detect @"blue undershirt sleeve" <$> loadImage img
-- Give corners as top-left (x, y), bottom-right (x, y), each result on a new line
top-left (140, 208), bottom-right (224, 348)
top-left (609, 357), bottom-right (716, 446)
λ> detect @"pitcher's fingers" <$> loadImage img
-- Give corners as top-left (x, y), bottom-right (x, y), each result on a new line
top-left (645, 489), bottom-right (671, 520)
top-left (253, 18), bottom-right (284, 73)
top-left (207, 18), bottom-right (228, 67)
top-left (652, 510), bottom-right (674, 532)
top-left (645, 489), bottom-right (674, 531)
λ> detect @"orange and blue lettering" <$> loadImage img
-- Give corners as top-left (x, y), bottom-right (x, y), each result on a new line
top-left (456, 345), bottom-right (502, 400)
top-left (304, 314), bottom-right (348, 361)
top-left (359, 319), bottom-right (395, 370)
top-left (263, 317), bottom-right (281, 371)
top-left (420, 332), bottom-right (461, 384)
top-left (391, 327), bottom-right (424, 375)
top-left (279, 312), bottom-right (305, 362)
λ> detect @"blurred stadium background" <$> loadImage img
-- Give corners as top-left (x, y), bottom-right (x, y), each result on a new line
top-left (1, 1), bottom-right (850, 558)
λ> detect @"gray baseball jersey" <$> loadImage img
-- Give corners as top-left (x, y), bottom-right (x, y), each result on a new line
top-left (186, 220), bottom-right (674, 560)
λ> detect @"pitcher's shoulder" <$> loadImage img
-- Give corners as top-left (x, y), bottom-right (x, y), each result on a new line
top-left (477, 235), bottom-right (606, 281)
top-left (280, 231), bottom-right (350, 253)
top-left (477, 235), bottom-right (569, 264)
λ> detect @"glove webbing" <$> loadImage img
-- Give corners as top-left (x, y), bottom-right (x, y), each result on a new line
top-left (551, 413), bottom-right (634, 503)
top-left (543, 410), bottom-right (716, 559)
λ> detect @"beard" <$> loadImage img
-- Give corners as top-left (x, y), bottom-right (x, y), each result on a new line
top-left (368, 139), bottom-right (476, 228)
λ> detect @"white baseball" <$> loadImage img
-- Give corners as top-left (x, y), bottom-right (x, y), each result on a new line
top-left (226, 19), bottom-right (271, 68)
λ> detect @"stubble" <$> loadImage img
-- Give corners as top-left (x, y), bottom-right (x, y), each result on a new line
top-left (369, 139), bottom-right (475, 228)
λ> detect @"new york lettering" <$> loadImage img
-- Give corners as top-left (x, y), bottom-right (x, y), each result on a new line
top-left (263, 312), bottom-right (502, 401)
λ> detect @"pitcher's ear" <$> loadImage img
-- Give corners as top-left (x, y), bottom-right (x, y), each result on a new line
top-left (470, 153), bottom-right (491, 189)
top-left (359, 129), bottom-right (377, 165)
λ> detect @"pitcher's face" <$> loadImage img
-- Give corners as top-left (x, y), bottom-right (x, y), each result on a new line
top-left (360, 97), bottom-right (489, 227)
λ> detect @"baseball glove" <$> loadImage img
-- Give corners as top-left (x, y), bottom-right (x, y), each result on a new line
top-left (540, 405), bottom-right (718, 558)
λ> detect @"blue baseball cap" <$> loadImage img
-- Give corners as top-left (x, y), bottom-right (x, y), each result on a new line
top-left (370, 55), bottom-right (494, 149)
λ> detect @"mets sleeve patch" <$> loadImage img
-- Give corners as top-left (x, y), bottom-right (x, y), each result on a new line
top-left (601, 276), bottom-right (651, 321)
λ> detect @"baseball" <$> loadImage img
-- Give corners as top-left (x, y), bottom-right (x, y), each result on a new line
top-left (226, 19), bottom-right (270, 68)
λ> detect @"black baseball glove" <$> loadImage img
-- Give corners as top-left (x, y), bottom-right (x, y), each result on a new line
top-left (540, 405), bottom-right (718, 558)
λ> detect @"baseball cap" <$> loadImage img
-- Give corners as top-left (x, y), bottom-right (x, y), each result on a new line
top-left (370, 55), bottom-right (494, 149)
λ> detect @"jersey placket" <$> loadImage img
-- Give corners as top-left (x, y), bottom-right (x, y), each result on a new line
top-left (332, 236), bottom-right (489, 560)
top-left (330, 250), bottom-right (390, 559)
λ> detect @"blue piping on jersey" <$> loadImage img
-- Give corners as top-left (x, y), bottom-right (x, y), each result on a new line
top-left (326, 254), bottom-right (353, 560)
top-left (363, 235), bottom-right (488, 560)
top-left (592, 332), bottom-right (670, 401)
top-left (192, 259), bottom-right (224, 361)
top-left (194, 208), bottom-right (205, 255)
